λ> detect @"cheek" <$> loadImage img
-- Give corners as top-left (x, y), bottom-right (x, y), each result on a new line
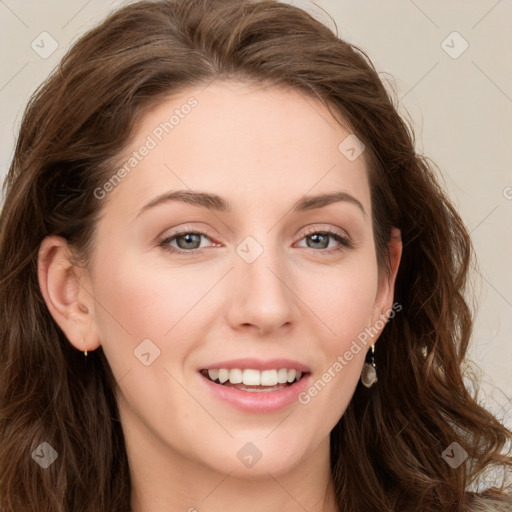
top-left (296, 257), bottom-right (379, 416)
top-left (92, 249), bottom-right (207, 338)
top-left (302, 256), bottom-right (379, 353)
top-left (297, 265), bottom-right (378, 423)
top-left (88, 250), bottom-right (186, 378)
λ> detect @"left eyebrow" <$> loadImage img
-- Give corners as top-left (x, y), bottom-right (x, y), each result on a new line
top-left (291, 191), bottom-right (366, 217)
top-left (136, 189), bottom-right (366, 218)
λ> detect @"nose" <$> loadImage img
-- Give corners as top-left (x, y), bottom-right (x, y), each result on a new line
top-left (225, 241), bottom-right (297, 336)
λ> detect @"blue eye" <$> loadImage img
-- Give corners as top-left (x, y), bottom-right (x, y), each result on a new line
top-left (159, 228), bottom-right (352, 255)
top-left (160, 231), bottom-right (211, 254)
top-left (298, 229), bottom-right (352, 253)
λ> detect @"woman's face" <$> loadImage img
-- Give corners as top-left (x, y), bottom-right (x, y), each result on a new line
top-left (63, 81), bottom-right (400, 480)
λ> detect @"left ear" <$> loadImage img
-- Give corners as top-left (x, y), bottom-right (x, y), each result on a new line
top-left (372, 227), bottom-right (402, 326)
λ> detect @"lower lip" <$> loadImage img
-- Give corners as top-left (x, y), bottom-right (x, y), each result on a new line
top-left (199, 373), bottom-right (311, 414)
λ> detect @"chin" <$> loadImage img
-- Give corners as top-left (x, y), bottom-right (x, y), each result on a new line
top-left (195, 434), bottom-right (311, 479)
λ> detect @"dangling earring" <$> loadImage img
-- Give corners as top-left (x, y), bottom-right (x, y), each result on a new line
top-left (83, 337), bottom-right (88, 358)
top-left (361, 344), bottom-right (378, 388)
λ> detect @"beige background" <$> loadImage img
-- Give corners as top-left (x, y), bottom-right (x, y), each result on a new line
top-left (0, 0), bottom-right (510, 424)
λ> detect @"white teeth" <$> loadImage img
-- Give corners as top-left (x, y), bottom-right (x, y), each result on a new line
top-left (218, 369), bottom-right (229, 384)
top-left (260, 369), bottom-right (278, 386)
top-left (277, 368), bottom-right (288, 384)
top-left (203, 367), bottom-right (305, 386)
top-left (229, 368), bottom-right (243, 384)
top-left (242, 369), bottom-right (260, 386)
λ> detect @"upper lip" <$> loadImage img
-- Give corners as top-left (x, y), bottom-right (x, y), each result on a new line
top-left (199, 358), bottom-right (311, 373)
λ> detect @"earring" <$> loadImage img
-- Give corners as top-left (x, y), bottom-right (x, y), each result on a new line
top-left (83, 337), bottom-right (88, 358)
top-left (361, 344), bottom-right (378, 388)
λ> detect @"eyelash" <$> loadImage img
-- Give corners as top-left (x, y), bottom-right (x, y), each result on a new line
top-left (159, 226), bottom-right (353, 256)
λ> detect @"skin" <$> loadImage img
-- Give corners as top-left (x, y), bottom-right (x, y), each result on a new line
top-left (38, 80), bottom-right (402, 512)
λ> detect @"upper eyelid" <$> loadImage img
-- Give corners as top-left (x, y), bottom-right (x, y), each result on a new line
top-left (161, 225), bottom-right (351, 247)
top-left (162, 225), bottom-right (348, 238)
top-left (301, 225), bottom-right (350, 239)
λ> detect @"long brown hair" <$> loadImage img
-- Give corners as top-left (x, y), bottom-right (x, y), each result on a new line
top-left (0, 1), bottom-right (510, 511)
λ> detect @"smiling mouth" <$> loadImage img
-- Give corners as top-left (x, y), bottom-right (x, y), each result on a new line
top-left (200, 368), bottom-right (309, 392)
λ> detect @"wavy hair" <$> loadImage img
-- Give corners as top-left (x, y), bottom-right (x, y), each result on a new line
top-left (0, 1), bottom-right (510, 511)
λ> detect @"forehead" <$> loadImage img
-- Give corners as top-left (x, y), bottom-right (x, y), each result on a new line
top-left (101, 80), bottom-right (371, 220)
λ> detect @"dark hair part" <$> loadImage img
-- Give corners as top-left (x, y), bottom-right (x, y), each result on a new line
top-left (1, 1), bottom-right (510, 511)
